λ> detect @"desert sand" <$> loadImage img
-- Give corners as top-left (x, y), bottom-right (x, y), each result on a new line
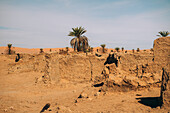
top-left (0, 37), bottom-right (169, 113)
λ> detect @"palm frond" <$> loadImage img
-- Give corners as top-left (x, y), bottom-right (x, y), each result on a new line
top-left (158, 31), bottom-right (169, 37)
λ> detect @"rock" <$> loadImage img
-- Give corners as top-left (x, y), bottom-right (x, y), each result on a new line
top-left (122, 100), bottom-right (125, 102)
top-left (153, 73), bottom-right (162, 83)
top-left (59, 106), bottom-right (72, 113)
top-left (40, 103), bottom-right (50, 113)
top-left (88, 97), bottom-right (93, 101)
top-left (94, 92), bottom-right (100, 96)
top-left (9, 106), bottom-right (14, 110)
top-left (108, 74), bottom-right (123, 86)
top-left (102, 66), bottom-right (110, 76)
top-left (78, 92), bottom-right (88, 98)
top-left (4, 109), bottom-right (7, 112)
top-left (123, 76), bottom-right (139, 87)
top-left (136, 94), bottom-right (142, 96)
top-left (137, 79), bottom-right (147, 87)
top-left (74, 99), bottom-right (78, 103)
top-left (106, 64), bottom-right (117, 75)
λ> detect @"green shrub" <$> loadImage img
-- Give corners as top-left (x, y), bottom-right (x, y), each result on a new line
top-left (115, 47), bottom-right (120, 52)
top-left (121, 47), bottom-right (124, 51)
top-left (40, 48), bottom-right (44, 53)
top-left (66, 47), bottom-right (69, 52)
top-left (132, 49), bottom-right (134, 53)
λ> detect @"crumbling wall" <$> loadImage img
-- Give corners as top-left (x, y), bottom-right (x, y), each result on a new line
top-left (155, 37), bottom-right (170, 108)
top-left (7, 53), bottom-right (106, 83)
top-left (89, 55), bottom-right (106, 80)
top-left (94, 37), bottom-right (170, 91)
top-left (8, 54), bottom-right (46, 73)
top-left (154, 36), bottom-right (170, 67)
top-left (59, 54), bottom-right (91, 82)
top-left (7, 36), bottom-right (169, 87)
top-left (59, 54), bottom-right (106, 82)
top-left (119, 53), bottom-right (155, 75)
top-left (160, 67), bottom-right (170, 108)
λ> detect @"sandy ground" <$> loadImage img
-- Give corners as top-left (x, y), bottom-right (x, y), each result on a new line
top-left (0, 54), bottom-right (169, 113)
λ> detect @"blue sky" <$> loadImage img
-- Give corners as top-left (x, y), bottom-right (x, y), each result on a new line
top-left (0, 0), bottom-right (170, 49)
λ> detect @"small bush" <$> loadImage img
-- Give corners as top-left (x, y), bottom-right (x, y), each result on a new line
top-left (66, 47), bottom-right (69, 52)
top-left (121, 47), bottom-right (124, 51)
top-left (40, 48), bottom-right (44, 53)
top-left (132, 49), bottom-right (134, 53)
top-left (137, 48), bottom-right (140, 52)
top-left (90, 47), bottom-right (93, 52)
top-left (115, 47), bottom-right (120, 52)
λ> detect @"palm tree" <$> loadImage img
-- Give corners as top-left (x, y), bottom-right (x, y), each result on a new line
top-left (68, 27), bottom-right (88, 52)
top-left (157, 31), bottom-right (169, 37)
top-left (70, 36), bottom-right (89, 52)
top-left (100, 44), bottom-right (106, 53)
top-left (7, 44), bottom-right (12, 54)
top-left (80, 36), bottom-right (89, 52)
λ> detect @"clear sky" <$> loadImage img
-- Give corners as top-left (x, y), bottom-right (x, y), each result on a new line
top-left (0, 0), bottom-right (170, 49)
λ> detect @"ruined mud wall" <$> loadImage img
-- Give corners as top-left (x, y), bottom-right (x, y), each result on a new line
top-left (8, 54), bottom-right (47, 73)
top-left (160, 67), bottom-right (170, 108)
top-left (155, 37), bottom-right (170, 108)
top-left (7, 37), bottom-right (169, 85)
top-left (154, 36), bottom-right (170, 68)
top-left (59, 55), bottom-right (91, 82)
top-left (119, 53), bottom-right (155, 75)
top-left (59, 54), bottom-right (106, 82)
top-left (7, 53), bottom-right (106, 83)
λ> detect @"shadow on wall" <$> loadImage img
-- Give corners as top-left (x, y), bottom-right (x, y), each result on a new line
top-left (136, 97), bottom-right (162, 108)
top-left (104, 53), bottom-right (118, 67)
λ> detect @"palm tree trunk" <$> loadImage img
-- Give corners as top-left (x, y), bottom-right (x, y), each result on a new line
top-left (9, 48), bottom-right (11, 54)
top-left (74, 45), bottom-right (76, 51)
top-left (83, 42), bottom-right (85, 52)
top-left (77, 37), bottom-right (80, 52)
